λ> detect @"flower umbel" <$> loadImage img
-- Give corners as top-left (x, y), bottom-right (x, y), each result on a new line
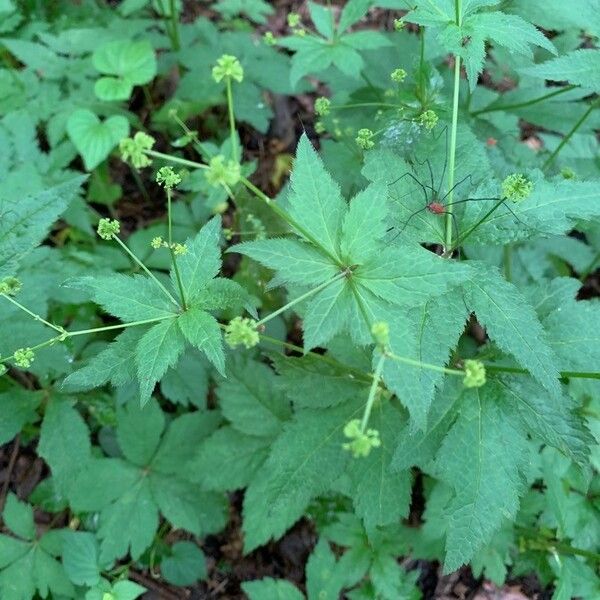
top-left (120, 132), bottom-right (155, 169)
top-left (394, 18), bottom-right (405, 31)
top-left (212, 54), bottom-right (244, 83)
top-left (14, 347), bottom-right (35, 369)
top-left (418, 110), bottom-right (439, 130)
top-left (0, 277), bottom-right (22, 296)
top-left (315, 97), bottom-right (331, 117)
top-left (391, 68), bottom-right (407, 83)
top-left (224, 317), bottom-right (260, 349)
top-left (205, 155), bottom-right (241, 188)
top-left (502, 174), bottom-right (533, 202)
top-left (371, 321), bottom-right (389, 348)
top-left (463, 359), bottom-right (486, 388)
top-left (97, 218), bottom-right (120, 241)
top-left (156, 166), bottom-right (182, 189)
top-left (263, 32), bottom-right (277, 46)
top-left (356, 128), bottom-right (375, 150)
top-left (343, 419), bottom-right (381, 458)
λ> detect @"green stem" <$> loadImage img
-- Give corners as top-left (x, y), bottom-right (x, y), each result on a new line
top-left (543, 98), bottom-right (599, 172)
top-left (503, 244), bottom-right (512, 282)
top-left (112, 235), bottom-right (179, 307)
top-left (360, 354), bottom-right (386, 432)
top-left (145, 150), bottom-right (208, 170)
top-left (256, 270), bottom-right (350, 327)
top-left (470, 85), bottom-right (576, 117)
top-left (225, 78), bottom-right (238, 163)
top-left (445, 0), bottom-right (463, 252)
top-left (450, 198), bottom-right (506, 252)
top-left (385, 351), bottom-right (463, 377)
top-left (240, 177), bottom-right (345, 267)
top-left (332, 102), bottom-right (406, 111)
top-left (516, 526), bottom-right (600, 563)
top-left (485, 363), bottom-right (600, 380)
top-left (168, 0), bottom-right (180, 51)
top-left (1, 294), bottom-right (65, 334)
top-left (166, 188), bottom-right (187, 310)
top-left (579, 250), bottom-right (600, 281)
top-left (67, 316), bottom-right (177, 337)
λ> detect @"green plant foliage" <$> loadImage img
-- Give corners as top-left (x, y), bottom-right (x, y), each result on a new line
top-left (1, 0), bottom-right (599, 596)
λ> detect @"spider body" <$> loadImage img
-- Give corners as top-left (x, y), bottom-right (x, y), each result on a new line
top-left (427, 201), bottom-right (446, 215)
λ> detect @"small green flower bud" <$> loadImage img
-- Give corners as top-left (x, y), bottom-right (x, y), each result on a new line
top-left (14, 347), bottom-right (35, 369)
top-left (172, 243), bottom-right (187, 256)
top-left (263, 31), bottom-right (277, 45)
top-left (0, 277), bottom-right (22, 296)
top-left (120, 131), bottom-right (155, 169)
top-left (224, 317), bottom-right (260, 349)
top-left (561, 167), bottom-right (576, 180)
top-left (97, 218), bottom-right (120, 240)
top-left (315, 121), bottom-right (326, 134)
top-left (0, 363), bottom-right (7, 377)
top-left (212, 54), bottom-right (244, 83)
top-left (394, 18), bottom-right (405, 31)
top-left (151, 236), bottom-right (164, 249)
top-left (287, 12), bottom-right (301, 27)
top-left (356, 128), bottom-right (375, 150)
top-left (463, 359), bottom-right (486, 388)
top-left (315, 97), bottom-right (331, 116)
top-left (294, 28), bottom-right (306, 37)
top-left (391, 68), bottom-right (407, 83)
top-left (156, 166), bottom-right (182, 189)
top-left (342, 419), bottom-right (381, 458)
top-left (213, 201), bottom-right (229, 215)
top-left (418, 110), bottom-right (439, 130)
top-left (371, 321), bottom-right (390, 348)
top-left (502, 173), bottom-right (533, 202)
top-left (205, 155), bottom-right (241, 188)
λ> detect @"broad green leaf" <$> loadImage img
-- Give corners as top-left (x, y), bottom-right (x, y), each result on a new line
top-left (306, 539), bottom-right (345, 600)
top-left (177, 307), bottom-right (225, 374)
top-left (135, 319), bottom-right (186, 406)
top-left (215, 0), bottom-right (274, 24)
top-left (175, 216), bottom-right (222, 302)
top-left (0, 390), bottom-right (41, 445)
top-left (464, 264), bottom-right (561, 398)
top-left (216, 356), bottom-right (290, 437)
top-left (66, 109), bottom-right (129, 170)
top-left (0, 177), bottom-right (85, 278)
top-left (2, 494), bottom-right (35, 541)
top-left (61, 531), bottom-right (100, 586)
top-left (242, 402), bottom-right (359, 551)
top-left (435, 388), bottom-right (529, 572)
top-left (242, 578), bottom-right (305, 600)
top-left (93, 40), bottom-right (157, 101)
top-left (338, 0), bottom-right (372, 33)
top-left (161, 541), bottom-right (206, 586)
top-left (309, 1), bottom-right (335, 39)
top-left (287, 134), bottom-right (346, 258)
top-left (522, 49), bottom-right (600, 92)
top-left (161, 351), bottom-right (209, 408)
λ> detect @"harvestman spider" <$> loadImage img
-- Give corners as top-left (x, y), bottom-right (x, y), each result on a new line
top-left (387, 127), bottom-right (530, 250)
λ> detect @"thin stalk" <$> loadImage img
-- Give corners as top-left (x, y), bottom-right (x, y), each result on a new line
top-left (145, 150), bottom-right (208, 170)
top-left (256, 270), bottom-right (350, 327)
top-left (166, 188), bottom-right (187, 310)
top-left (516, 526), bottom-right (600, 563)
top-left (360, 354), bottom-right (386, 432)
top-left (386, 351), bottom-right (463, 377)
top-left (168, 0), bottom-right (180, 51)
top-left (112, 235), bottom-right (179, 307)
top-left (332, 102), bottom-right (406, 111)
top-left (543, 98), bottom-right (599, 172)
top-left (485, 363), bottom-right (600, 380)
top-left (503, 244), bottom-right (512, 282)
top-left (470, 85), bottom-right (576, 117)
top-left (445, 0), bottom-right (463, 252)
top-left (240, 177), bottom-right (345, 267)
top-left (68, 315), bottom-right (177, 337)
top-left (225, 78), bottom-right (238, 163)
top-left (1, 294), bottom-right (65, 334)
top-left (449, 198), bottom-right (506, 252)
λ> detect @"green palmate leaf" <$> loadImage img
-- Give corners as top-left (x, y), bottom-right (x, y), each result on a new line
top-left (521, 49), bottom-right (600, 92)
top-left (66, 274), bottom-right (177, 322)
top-left (177, 307), bottom-right (225, 375)
top-left (496, 377), bottom-right (591, 468)
top-left (215, 0), bottom-right (274, 24)
top-left (62, 327), bottom-right (144, 392)
top-left (0, 390), bottom-right (42, 445)
top-left (3, 494), bottom-right (35, 541)
top-left (338, 0), bottom-right (372, 33)
top-left (345, 403), bottom-right (412, 532)
top-left (287, 135), bottom-right (346, 258)
top-left (242, 401), bottom-right (360, 551)
top-left (161, 541), bottom-right (206, 587)
top-left (0, 177), bottom-right (85, 279)
top-left (161, 351), bottom-right (209, 407)
top-left (242, 578), bottom-right (305, 600)
top-left (66, 109), bottom-right (129, 170)
top-left (175, 216), bottom-right (222, 302)
top-left (435, 387), bottom-right (530, 572)
top-left (93, 39), bottom-right (157, 101)
top-left (306, 539), bottom-right (346, 600)
top-left (69, 401), bottom-right (225, 564)
top-left (464, 264), bottom-right (561, 398)
top-left (61, 531), bottom-right (101, 586)
top-left (216, 355), bottom-right (290, 437)
top-left (135, 319), bottom-right (186, 406)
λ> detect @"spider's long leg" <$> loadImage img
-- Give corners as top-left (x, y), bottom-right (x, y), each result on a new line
top-left (439, 173), bottom-right (474, 205)
top-left (389, 205), bottom-right (430, 241)
top-left (388, 171), bottom-right (430, 207)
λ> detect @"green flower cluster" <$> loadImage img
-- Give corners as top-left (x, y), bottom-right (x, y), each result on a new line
top-left (343, 419), bottom-right (381, 458)
top-left (315, 97), bottom-right (331, 117)
top-left (371, 321), bottom-right (389, 348)
top-left (14, 347), bottom-right (35, 369)
top-left (391, 68), bottom-right (407, 83)
top-left (0, 277), bottom-right (22, 296)
top-left (120, 132), bottom-right (155, 169)
top-left (212, 54), bottom-right (244, 83)
top-left (224, 317), bottom-right (259, 349)
top-left (502, 173), bottom-right (534, 202)
top-left (418, 110), bottom-right (439, 130)
top-left (463, 359), bottom-right (486, 388)
top-left (155, 166), bottom-right (182, 189)
top-left (205, 155), bottom-right (241, 188)
top-left (356, 128), bottom-right (375, 150)
top-left (97, 218), bottom-right (120, 241)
